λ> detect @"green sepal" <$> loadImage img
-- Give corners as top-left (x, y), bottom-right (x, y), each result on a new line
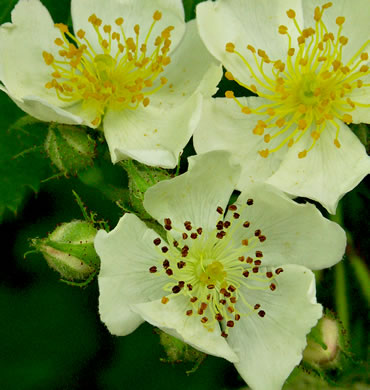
top-left (156, 329), bottom-right (207, 375)
top-left (120, 159), bottom-right (171, 219)
top-left (45, 123), bottom-right (96, 176)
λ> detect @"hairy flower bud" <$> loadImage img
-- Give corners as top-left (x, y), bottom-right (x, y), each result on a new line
top-left (31, 220), bottom-right (100, 282)
top-left (45, 124), bottom-right (96, 175)
top-left (303, 315), bottom-right (341, 368)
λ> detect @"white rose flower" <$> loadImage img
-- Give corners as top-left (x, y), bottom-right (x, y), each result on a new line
top-left (195, 0), bottom-right (370, 213)
top-left (95, 150), bottom-right (346, 390)
top-left (0, 0), bottom-right (222, 168)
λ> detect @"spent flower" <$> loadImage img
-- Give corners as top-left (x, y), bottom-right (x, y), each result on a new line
top-left (95, 151), bottom-right (346, 390)
top-left (0, 0), bottom-right (222, 167)
top-left (195, 0), bottom-right (370, 213)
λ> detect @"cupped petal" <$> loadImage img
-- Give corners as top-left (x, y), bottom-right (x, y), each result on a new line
top-left (0, 85), bottom-right (84, 125)
top-left (193, 97), bottom-right (284, 188)
top-left (103, 91), bottom-right (202, 168)
top-left (229, 264), bottom-right (322, 390)
top-left (302, 0), bottom-right (370, 65)
top-left (267, 121), bottom-right (370, 214)
top-left (196, 0), bottom-right (303, 90)
top-left (96, 213), bottom-right (169, 336)
top-left (348, 73), bottom-right (370, 124)
top-left (154, 19), bottom-right (222, 105)
top-left (226, 183), bottom-right (346, 270)
top-left (0, 0), bottom-right (65, 105)
top-left (131, 296), bottom-right (239, 363)
top-left (71, 0), bottom-right (185, 57)
top-left (143, 151), bottom-right (241, 237)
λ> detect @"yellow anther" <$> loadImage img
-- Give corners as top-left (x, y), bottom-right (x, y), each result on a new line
top-left (162, 57), bottom-right (170, 66)
top-left (161, 296), bottom-right (169, 304)
top-left (242, 106), bottom-right (252, 114)
top-left (54, 38), bottom-right (64, 46)
top-left (250, 84), bottom-right (257, 93)
top-left (288, 48), bottom-right (295, 56)
top-left (76, 29), bottom-right (85, 39)
top-left (340, 66), bottom-right (350, 74)
top-left (343, 83), bottom-right (351, 90)
top-left (115, 17), bottom-right (124, 25)
top-left (225, 90), bottom-right (235, 98)
top-left (225, 42), bottom-right (235, 53)
top-left (266, 108), bottom-right (275, 116)
top-left (322, 2), bottom-right (333, 9)
top-left (298, 104), bottom-right (307, 113)
top-left (276, 118), bottom-right (285, 128)
top-left (299, 58), bottom-right (308, 66)
top-left (264, 134), bottom-right (271, 143)
top-left (134, 24), bottom-right (140, 35)
top-left (118, 43), bottom-right (124, 52)
top-left (103, 25), bottom-right (112, 34)
top-left (298, 150), bottom-right (307, 159)
top-left (247, 45), bottom-right (256, 53)
top-left (143, 97), bottom-right (150, 107)
top-left (336, 16), bottom-right (345, 25)
top-left (297, 36), bottom-right (305, 45)
top-left (288, 139), bottom-right (294, 147)
top-left (339, 36), bottom-right (348, 45)
top-left (332, 60), bottom-right (341, 71)
top-left (126, 37), bottom-right (136, 51)
top-left (342, 114), bottom-right (352, 124)
top-left (325, 113), bottom-right (334, 120)
top-left (257, 49), bottom-right (266, 58)
top-left (318, 56), bottom-right (327, 62)
top-left (298, 119), bottom-right (307, 130)
top-left (278, 25), bottom-right (288, 35)
top-left (318, 42), bottom-right (324, 51)
top-left (361, 53), bottom-right (369, 61)
top-left (346, 98), bottom-right (355, 108)
top-left (357, 80), bottom-right (363, 88)
top-left (55, 23), bottom-right (69, 33)
top-left (153, 10), bottom-right (162, 21)
top-left (259, 149), bottom-right (269, 158)
top-left (334, 139), bottom-right (341, 148)
top-left (225, 71), bottom-right (234, 81)
top-left (45, 81), bottom-right (53, 89)
top-left (314, 7), bottom-right (322, 21)
top-left (160, 77), bottom-right (168, 85)
top-left (330, 91), bottom-right (336, 100)
top-left (311, 131), bottom-right (320, 140)
top-left (360, 65), bottom-right (369, 72)
top-left (286, 9), bottom-right (296, 19)
top-left (253, 126), bottom-right (264, 136)
top-left (42, 51), bottom-right (54, 65)
top-left (101, 40), bottom-right (108, 49)
top-left (321, 71), bottom-right (332, 80)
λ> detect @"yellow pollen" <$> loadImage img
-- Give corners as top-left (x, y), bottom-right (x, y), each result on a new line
top-left (334, 139), bottom-right (341, 148)
top-left (336, 16), bottom-right (345, 25)
top-left (298, 150), bottom-right (307, 159)
top-left (342, 114), bottom-right (352, 124)
top-left (264, 134), bottom-right (271, 143)
top-left (361, 52), bottom-right (369, 61)
top-left (225, 90), bottom-right (235, 98)
top-left (259, 149), bottom-right (269, 158)
top-left (242, 106), bottom-right (252, 114)
top-left (279, 25), bottom-right (288, 35)
top-left (225, 71), bottom-right (234, 80)
top-left (225, 42), bottom-right (235, 53)
top-left (286, 9), bottom-right (296, 18)
top-left (247, 45), bottom-right (256, 53)
top-left (288, 48), bottom-right (295, 56)
top-left (44, 12), bottom-right (174, 126)
top-left (311, 131), bottom-right (320, 140)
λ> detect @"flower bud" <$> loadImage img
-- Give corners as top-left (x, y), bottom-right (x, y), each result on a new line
top-left (31, 220), bottom-right (100, 282)
top-left (303, 315), bottom-right (341, 368)
top-left (45, 124), bottom-right (96, 175)
top-left (157, 329), bottom-right (206, 374)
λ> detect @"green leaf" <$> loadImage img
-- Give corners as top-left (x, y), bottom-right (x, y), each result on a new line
top-left (183, 0), bottom-right (206, 21)
top-left (0, 115), bottom-right (51, 222)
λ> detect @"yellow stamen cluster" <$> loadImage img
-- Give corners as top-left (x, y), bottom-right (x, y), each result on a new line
top-left (224, 2), bottom-right (369, 158)
top-left (148, 201), bottom-right (283, 338)
top-left (43, 11), bottom-right (174, 126)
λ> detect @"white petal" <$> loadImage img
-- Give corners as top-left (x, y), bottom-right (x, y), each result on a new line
top-left (349, 74), bottom-right (370, 124)
top-left (71, 0), bottom-right (185, 56)
top-left (0, 85), bottom-right (84, 124)
top-left (154, 19), bottom-right (222, 105)
top-left (226, 183), bottom-right (346, 270)
top-left (103, 91), bottom-right (202, 168)
top-left (267, 121), bottom-right (370, 214)
top-left (196, 0), bottom-right (302, 90)
top-left (302, 0), bottom-right (370, 64)
top-left (96, 213), bottom-right (168, 336)
top-left (193, 97), bottom-right (284, 188)
top-left (143, 150), bottom-right (241, 236)
top-left (0, 0), bottom-right (63, 104)
top-left (131, 296), bottom-right (239, 363)
top-left (229, 264), bottom-right (322, 390)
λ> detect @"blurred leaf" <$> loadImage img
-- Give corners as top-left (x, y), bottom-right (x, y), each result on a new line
top-left (183, 0), bottom-right (205, 21)
top-left (0, 116), bottom-right (51, 222)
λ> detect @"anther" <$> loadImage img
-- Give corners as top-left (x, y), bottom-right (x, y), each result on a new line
top-left (161, 297), bottom-right (169, 304)
top-left (186, 310), bottom-right (193, 316)
top-left (177, 261), bottom-right (186, 269)
top-left (161, 246), bottom-right (168, 253)
top-left (270, 283), bottom-right (277, 291)
top-left (243, 270), bottom-right (249, 278)
top-left (190, 233), bottom-right (198, 239)
top-left (275, 268), bottom-right (284, 274)
top-left (255, 251), bottom-right (263, 258)
top-left (227, 320), bottom-right (235, 328)
top-left (201, 317), bottom-right (208, 323)
top-left (216, 206), bottom-right (223, 214)
top-left (166, 269), bottom-right (173, 276)
top-left (254, 304), bottom-right (260, 310)
top-left (258, 310), bottom-right (266, 317)
top-left (242, 239), bottom-right (248, 246)
top-left (149, 266), bottom-right (157, 273)
top-left (243, 221), bottom-right (250, 228)
top-left (172, 285), bottom-right (181, 294)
